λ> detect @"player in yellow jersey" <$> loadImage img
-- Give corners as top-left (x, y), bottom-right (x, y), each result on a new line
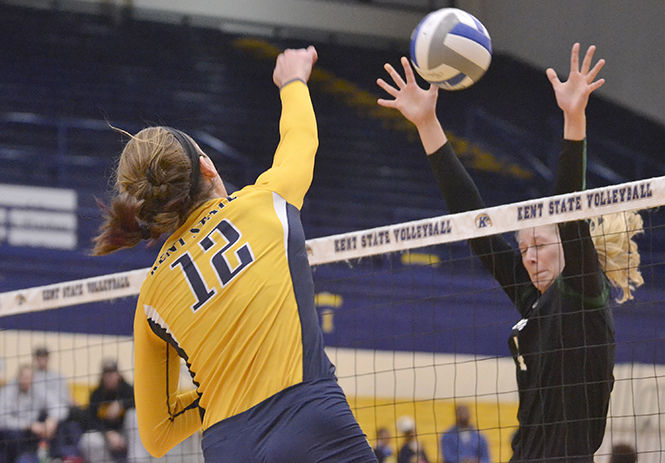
top-left (93, 46), bottom-right (377, 462)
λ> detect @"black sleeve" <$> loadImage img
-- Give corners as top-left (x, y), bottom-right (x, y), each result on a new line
top-left (554, 140), bottom-right (605, 299)
top-left (120, 382), bottom-right (135, 410)
top-left (86, 387), bottom-right (103, 430)
top-left (428, 143), bottom-right (531, 306)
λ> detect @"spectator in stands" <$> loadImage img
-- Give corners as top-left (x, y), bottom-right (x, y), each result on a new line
top-left (78, 359), bottom-right (148, 463)
top-left (610, 443), bottom-right (637, 463)
top-left (32, 346), bottom-right (84, 461)
top-left (374, 426), bottom-right (396, 463)
top-left (396, 416), bottom-right (429, 463)
top-left (0, 364), bottom-right (67, 463)
top-left (32, 346), bottom-right (72, 411)
top-left (440, 404), bottom-right (489, 463)
top-left (378, 43), bottom-right (644, 462)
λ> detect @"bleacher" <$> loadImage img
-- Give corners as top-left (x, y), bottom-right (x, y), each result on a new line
top-left (0, 3), bottom-right (663, 353)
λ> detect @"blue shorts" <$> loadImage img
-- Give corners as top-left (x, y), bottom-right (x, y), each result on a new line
top-left (201, 377), bottom-right (377, 463)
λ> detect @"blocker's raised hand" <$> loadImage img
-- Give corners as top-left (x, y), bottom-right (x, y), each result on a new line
top-left (546, 43), bottom-right (605, 118)
top-left (377, 56), bottom-right (439, 128)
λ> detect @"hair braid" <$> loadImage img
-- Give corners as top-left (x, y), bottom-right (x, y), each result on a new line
top-left (93, 127), bottom-right (210, 255)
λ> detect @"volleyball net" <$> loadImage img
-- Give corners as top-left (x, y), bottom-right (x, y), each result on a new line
top-left (1, 175), bottom-right (664, 462)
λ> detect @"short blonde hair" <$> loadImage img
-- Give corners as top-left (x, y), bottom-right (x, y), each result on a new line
top-left (589, 211), bottom-right (644, 304)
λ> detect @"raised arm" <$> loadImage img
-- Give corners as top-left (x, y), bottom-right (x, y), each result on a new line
top-left (377, 58), bottom-right (529, 305)
top-left (133, 302), bottom-right (202, 458)
top-left (549, 43), bottom-right (607, 299)
top-left (254, 46), bottom-right (319, 210)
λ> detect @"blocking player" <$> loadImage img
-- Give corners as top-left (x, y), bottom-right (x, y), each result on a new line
top-left (377, 43), bottom-right (643, 461)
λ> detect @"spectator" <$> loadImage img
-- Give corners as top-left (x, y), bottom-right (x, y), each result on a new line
top-left (78, 359), bottom-right (148, 462)
top-left (441, 405), bottom-right (490, 463)
top-left (32, 346), bottom-right (83, 461)
top-left (610, 443), bottom-right (637, 463)
top-left (396, 416), bottom-right (429, 463)
top-left (374, 426), bottom-right (396, 463)
top-left (0, 364), bottom-right (67, 463)
top-left (32, 346), bottom-right (72, 409)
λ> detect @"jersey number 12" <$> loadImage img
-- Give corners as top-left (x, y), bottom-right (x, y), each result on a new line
top-left (171, 219), bottom-right (255, 311)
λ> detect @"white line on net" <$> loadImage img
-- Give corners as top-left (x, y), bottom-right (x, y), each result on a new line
top-left (1, 176), bottom-right (663, 316)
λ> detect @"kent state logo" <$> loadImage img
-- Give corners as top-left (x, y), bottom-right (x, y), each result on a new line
top-left (475, 213), bottom-right (493, 229)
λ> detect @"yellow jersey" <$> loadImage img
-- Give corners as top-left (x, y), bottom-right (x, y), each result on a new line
top-left (133, 81), bottom-right (333, 457)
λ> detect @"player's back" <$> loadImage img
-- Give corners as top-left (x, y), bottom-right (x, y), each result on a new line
top-left (139, 184), bottom-right (330, 430)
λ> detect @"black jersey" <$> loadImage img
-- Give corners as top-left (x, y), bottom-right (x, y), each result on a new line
top-left (428, 140), bottom-right (613, 462)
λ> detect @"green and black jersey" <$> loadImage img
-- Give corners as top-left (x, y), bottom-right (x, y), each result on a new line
top-left (429, 140), bottom-right (613, 462)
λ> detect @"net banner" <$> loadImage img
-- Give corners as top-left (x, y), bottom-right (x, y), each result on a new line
top-left (1, 176), bottom-right (663, 317)
top-left (0, 268), bottom-right (149, 317)
top-left (307, 176), bottom-right (663, 264)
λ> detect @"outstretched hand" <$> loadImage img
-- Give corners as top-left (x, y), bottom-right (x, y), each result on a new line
top-left (547, 43), bottom-right (605, 118)
top-left (377, 57), bottom-right (446, 154)
top-left (377, 57), bottom-right (439, 128)
top-left (273, 46), bottom-right (318, 88)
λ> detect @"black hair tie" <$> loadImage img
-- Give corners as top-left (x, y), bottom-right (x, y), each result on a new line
top-left (164, 127), bottom-right (201, 199)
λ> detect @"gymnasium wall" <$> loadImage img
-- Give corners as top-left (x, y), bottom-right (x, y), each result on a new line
top-left (459, 0), bottom-right (665, 125)
top-left (33, 0), bottom-right (664, 123)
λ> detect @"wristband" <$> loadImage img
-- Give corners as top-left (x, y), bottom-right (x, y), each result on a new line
top-left (280, 78), bottom-right (307, 90)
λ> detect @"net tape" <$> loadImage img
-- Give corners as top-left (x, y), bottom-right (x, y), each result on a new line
top-left (1, 176), bottom-right (663, 317)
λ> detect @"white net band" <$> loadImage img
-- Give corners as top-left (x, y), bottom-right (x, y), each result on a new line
top-left (308, 176), bottom-right (663, 264)
top-left (1, 175), bottom-right (663, 316)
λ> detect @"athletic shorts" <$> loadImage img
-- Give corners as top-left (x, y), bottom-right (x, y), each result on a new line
top-left (201, 376), bottom-right (377, 463)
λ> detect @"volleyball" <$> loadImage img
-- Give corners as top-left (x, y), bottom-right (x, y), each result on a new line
top-left (410, 8), bottom-right (492, 90)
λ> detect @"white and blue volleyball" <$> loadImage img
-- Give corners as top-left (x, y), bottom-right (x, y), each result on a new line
top-left (410, 8), bottom-right (492, 90)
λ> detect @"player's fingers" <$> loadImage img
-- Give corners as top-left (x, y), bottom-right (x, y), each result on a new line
top-left (588, 78), bottom-right (605, 93)
top-left (401, 56), bottom-right (416, 84)
top-left (377, 98), bottom-right (397, 108)
top-left (586, 58), bottom-right (605, 83)
top-left (570, 42), bottom-right (580, 73)
top-left (546, 68), bottom-right (561, 87)
top-left (384, 63), bottom-right (406, 89)
top-left (581, 45), bottom-right (596, 74)
top-left (307, 45), bottom-right (318, 63)
top-left (377, 78), bottom-right (400, 98)
top-left (272, 54), bottom-right (283, 86)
